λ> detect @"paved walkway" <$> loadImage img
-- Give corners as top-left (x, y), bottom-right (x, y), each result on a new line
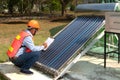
top-left (0, 62), bottom-right (52, 80)
top-left (0, 55), bottom-right (120, 80)
top-left (59, 55), bottom-right (120, 80)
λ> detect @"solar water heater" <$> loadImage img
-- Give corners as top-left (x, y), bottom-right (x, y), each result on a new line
top-left (34, 3), bottom-right (120, 80)
top-left (34, 16), bottom-right (105, 79)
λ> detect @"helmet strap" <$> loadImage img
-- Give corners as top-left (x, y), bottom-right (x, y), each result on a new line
top-left (27, 27), bottom-right (38, 36)
top-left (27, 26), bottom-right (32, 30)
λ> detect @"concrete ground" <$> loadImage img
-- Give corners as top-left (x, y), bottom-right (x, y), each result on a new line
top-left (59, 55), bottom-right (120, 80)
top-left (0, 55), bottom-right (120, 80)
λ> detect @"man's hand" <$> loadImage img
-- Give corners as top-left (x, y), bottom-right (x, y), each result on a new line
top-left (43, 43), bottom-right (47, 49)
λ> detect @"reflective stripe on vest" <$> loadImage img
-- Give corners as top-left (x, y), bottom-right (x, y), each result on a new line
top-left (7, 31), bottom-right (31, 58)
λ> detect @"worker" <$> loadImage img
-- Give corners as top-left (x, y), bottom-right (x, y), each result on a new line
top-left (7, 20), bottom-right (47, 74)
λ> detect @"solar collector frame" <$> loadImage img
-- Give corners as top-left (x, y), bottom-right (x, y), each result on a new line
top-left (35, 16), bottom-right (105, 77)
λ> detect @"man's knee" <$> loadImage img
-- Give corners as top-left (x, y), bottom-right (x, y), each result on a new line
top-left (33, 51), bottom-right (40, 58)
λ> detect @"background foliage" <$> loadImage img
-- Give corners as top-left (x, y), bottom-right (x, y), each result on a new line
top-left (0, 0), bottom-right (119, 16)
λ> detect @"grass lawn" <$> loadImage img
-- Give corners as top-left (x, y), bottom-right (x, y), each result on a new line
top-left (0, 19), bottom-right (70, 62)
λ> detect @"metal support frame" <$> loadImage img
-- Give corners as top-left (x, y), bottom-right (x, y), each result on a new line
top-left (54, 30), bottom-right (105, 80)
top-left (104, 31), bottom-right (120, 68)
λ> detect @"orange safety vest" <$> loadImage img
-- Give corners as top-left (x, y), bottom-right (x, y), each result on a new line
top-left (7, 31), bottom-right (32, 58)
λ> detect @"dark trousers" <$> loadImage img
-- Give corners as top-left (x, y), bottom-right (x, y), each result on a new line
top-left (11, 51), bottom-right (40, 70)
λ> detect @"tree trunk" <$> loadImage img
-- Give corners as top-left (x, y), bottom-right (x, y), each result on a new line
top-left (61, 3), bottom-right (65, 16)
top-left (61, 1), bottom-right (67, 16)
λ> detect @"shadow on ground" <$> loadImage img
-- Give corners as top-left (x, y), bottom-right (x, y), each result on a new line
top-left (49, 25), bottom-right (65, 36)
top-left (2, 21), bottom-right (27, 24)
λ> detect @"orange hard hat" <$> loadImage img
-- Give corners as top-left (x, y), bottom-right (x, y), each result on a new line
top-left (27, 20), bottom-right (40, 29)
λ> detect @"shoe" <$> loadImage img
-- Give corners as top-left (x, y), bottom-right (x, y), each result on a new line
top-left (20, 69), bottom-right (33, 74)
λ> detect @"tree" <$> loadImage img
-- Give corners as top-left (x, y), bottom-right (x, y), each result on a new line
top-left (0, 0), bottom-right (8, 13)
top-left (8, 0), bottom-right (35, 15)
top-left (59, 0), bottom-right (73, 16)
top-left (48, 0), bottom-right (60, 14)
top-left (8, 0), bottom-right (20, 14)
top-left (18, 0), bottom-right (34, 14)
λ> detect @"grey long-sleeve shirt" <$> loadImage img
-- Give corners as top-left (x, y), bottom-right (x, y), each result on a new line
top-left (15, 30), bottom-right (44, 57)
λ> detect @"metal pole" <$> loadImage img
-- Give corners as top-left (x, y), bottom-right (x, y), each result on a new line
top-left (104, 32), bottom-right (107, 68)
top-left (117, 34), bottom-right (120, 63)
